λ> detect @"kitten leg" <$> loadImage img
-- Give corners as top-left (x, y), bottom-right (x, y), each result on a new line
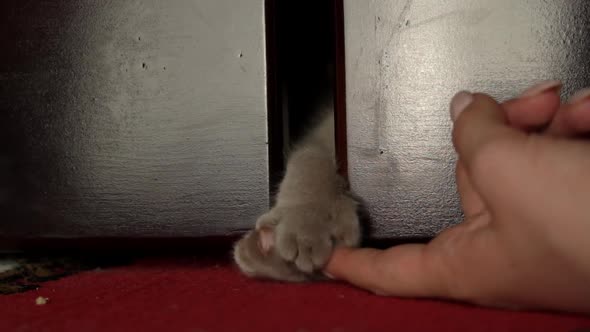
top-left (234, 111), bottom-right (361, 280)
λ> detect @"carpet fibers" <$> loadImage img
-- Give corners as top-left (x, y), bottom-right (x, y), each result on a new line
top-left (1, 255), bottom-right (589, 332)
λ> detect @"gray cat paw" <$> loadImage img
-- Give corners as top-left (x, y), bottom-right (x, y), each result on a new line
top-left (233, 194), bottom-right (361, 281)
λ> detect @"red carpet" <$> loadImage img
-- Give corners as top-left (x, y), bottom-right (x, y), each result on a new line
top-left (2, 255), bottom-right (589, 332)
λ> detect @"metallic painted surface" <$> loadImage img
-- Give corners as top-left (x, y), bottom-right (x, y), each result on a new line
top-left (0, 0), bottom-right (269, 238)
top-left (344, 0), bottom-right (590, 238)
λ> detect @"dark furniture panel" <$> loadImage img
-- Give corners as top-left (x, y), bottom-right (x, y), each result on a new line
top-left (0, 0), bottom-right (269, 245)
top-left (344, 0), bottom-right (590, 239)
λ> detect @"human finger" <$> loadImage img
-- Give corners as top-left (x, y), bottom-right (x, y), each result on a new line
top-left (546, 88), bottom-right (590, 136)
top-left (451, 92), bottom-right (527, 174)
top-left (502, 80), bottom-right (562, 130)
top-left (324, 245), bottom-right (448, 298)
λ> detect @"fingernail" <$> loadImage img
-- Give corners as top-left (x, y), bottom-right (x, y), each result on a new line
top-left (568, 87), bottom-right (590, 104)
top-left (323, 272), bottom-right (335, 279)
top-left (520, 80), bottom-right (562, 98)
top-left (450, 91), bottom-right (473, 122)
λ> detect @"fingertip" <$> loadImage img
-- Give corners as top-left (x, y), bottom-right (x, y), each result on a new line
top-left (471, 92), bottom-right (504, 107)
top-left (323, 247), bottom-right (386, 295)
top-left (451, 92), bottom-right (522, 171)
top-left (519, 80), bottom-right (562, 98)
top-left (450, 91), bottom-right (474, 122)
top-left (566, 98), bottom-right (590, 132)
top-left (324, 247), bottom-right (385, 284)
top-left (450, 92), bottom-right (502, 125)
top-left (567, 87), bottom-right (590, 104)
top-left (323, 247), bottom-right (356, 278)
top-left (545, 89), bottom-right (590, 135)
top-left (503, 92), bottom-right (561, 130)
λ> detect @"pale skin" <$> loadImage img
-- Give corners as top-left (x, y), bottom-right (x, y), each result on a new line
top-left (325, 81), bottom-right (590, 314)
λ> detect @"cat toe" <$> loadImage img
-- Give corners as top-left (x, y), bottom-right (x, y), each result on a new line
top-left (276, 232), bottom-right (299, 262)
top-left (294, 245), bottom-right (315, 273)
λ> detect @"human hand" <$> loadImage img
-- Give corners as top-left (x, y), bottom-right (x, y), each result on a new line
top-left (325, 82), bottom-right (590, 314)
top-left (503, 80), bottom-right (590, 135)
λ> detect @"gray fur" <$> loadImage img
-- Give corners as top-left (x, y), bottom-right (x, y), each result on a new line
top-left (233, 111), bottom-right (361, 281)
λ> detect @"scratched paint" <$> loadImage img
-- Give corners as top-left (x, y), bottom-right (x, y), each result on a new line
top-left (344, 0), bottom-right (590, 238)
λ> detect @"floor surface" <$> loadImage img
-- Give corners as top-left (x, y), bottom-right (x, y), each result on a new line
top-left (2, 255), bottom-right (589, 332)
